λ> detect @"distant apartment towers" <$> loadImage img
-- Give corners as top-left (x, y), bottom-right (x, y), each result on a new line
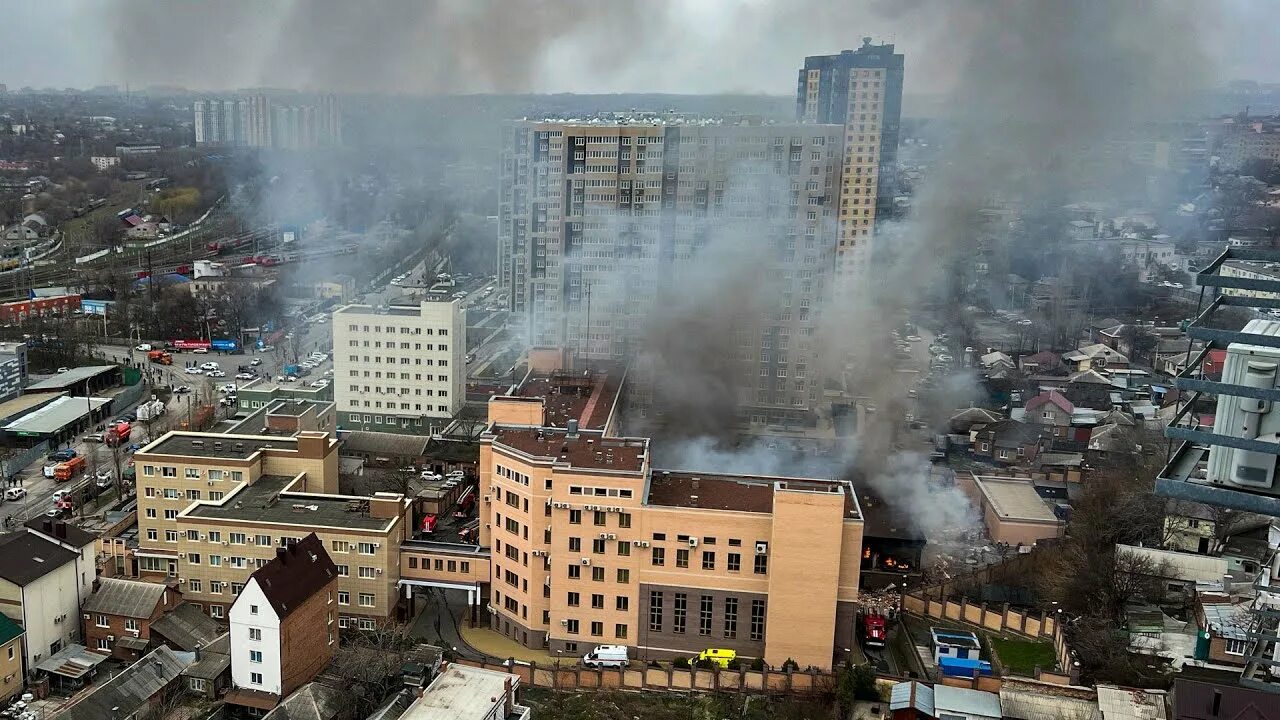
top-left (193, 94), bottom-right (342, 149)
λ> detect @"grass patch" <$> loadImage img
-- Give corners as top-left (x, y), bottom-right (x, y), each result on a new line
top-left (521, 689), bottom-right (833, 720)
top-left (988, 636), bottom-right (1056, 676)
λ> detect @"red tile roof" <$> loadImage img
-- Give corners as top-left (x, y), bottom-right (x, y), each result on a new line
top-left (1026, 390), bottom-right (1074, 415)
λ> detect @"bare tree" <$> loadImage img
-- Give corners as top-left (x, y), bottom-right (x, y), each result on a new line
top-left (327, 624), bottom-right (418, 720)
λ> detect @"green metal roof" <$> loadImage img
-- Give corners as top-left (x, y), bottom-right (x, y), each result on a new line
top-left (0, 613), bottom-right (24, 646)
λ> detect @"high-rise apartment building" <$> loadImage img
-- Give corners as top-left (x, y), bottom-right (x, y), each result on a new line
top-left (797, 40), bottom-right (904, 273)
top-left (331, 298), bottom-right (467, 433)
top-left (498, 115), bottom-right (845, 425)
top-left (193, 94), bottom-right (341, 149)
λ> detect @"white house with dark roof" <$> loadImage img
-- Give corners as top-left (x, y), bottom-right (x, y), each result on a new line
top-left (0, 531), bottom-right (88, 668)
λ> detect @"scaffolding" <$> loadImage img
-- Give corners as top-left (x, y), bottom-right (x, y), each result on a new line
top-left (1156, 246), bottom-right (1280, 691)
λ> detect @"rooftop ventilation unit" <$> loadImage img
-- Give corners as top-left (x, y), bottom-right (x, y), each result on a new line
top-left (1207, 320), bottom-right (1280, 494)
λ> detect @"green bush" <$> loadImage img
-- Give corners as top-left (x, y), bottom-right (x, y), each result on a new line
top-left (726, 658), bottom-right (741, 670)
top-left (749, 657), bottom-right (765, 671)
top-left (781, 658), bottom-right (799, 672)
top-left (694, 658), bottom-right (715, 669)
top-left (673, 657), bottom-right (690, 669)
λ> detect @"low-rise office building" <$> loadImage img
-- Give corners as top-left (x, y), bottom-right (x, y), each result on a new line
top-left (470, 373), bottom-right (864, 670)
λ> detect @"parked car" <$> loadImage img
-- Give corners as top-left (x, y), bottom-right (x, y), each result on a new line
top-left (84, 432), bottom-right (105, 443)
top-left (185, 367), bottom-right (203, 375)
top-left (192, 347), bottom-right (208, 354)
top-left (200, 362), bottom-right (220, 371)
top-left (56, 367), bottom-right (69, 373)
top-left (173, 385), bottom-right (192, 394)
top-left (309, 380), bottom-right (329, 388)
top-left (47, 448), bottom-right (77, 461)
top-left (250, 358), bottom-right (262, 365)
top-left (3, 488), bottom-right (26, 501)
top-left (136, 343), bottom-right (152, 351)
top-left (582, 645), bottom-right (629, 669)
top-left (207, 370), bottom-right (227, 378)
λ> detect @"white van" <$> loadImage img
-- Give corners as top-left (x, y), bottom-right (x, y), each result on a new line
top-left (581, 645), bottom-right (629, 668)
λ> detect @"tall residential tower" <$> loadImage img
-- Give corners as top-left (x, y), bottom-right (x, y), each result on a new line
top-left (797, 40), bottom-right (904, 274)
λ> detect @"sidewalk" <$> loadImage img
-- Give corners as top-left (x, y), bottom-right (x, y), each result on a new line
top-left (458, 624), bottom-right (558, 665)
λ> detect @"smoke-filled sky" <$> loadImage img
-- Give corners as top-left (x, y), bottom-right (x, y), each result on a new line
top-left (4, 0), bottom-right (1278, 95)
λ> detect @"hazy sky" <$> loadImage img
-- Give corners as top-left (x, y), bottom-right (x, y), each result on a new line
top-left (3, 0), bottom-right (1278, 95)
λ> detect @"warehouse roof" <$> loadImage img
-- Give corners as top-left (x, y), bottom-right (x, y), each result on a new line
top-left (26, 365), bottom-right (118, 391)
top-left (2, 396), bottom-right (109, 435)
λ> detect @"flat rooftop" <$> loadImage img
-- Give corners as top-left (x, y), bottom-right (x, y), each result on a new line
top-left (488, 426), bottom-right (646, 473)
top-left (973, 476), bottom-right (1059, 523)
top-left (223, 399), bottom-right (333, 435)
top-left (3, 396), bottom-right (109, 435)
top-left (334, 299), bottom-right (457, 317)
top-left (183, 475), bottom-right (397, 531)
top-left (518, 113), bottom-right (841, 130)
top-left (140, 432), bottom-right (297, 460)
top-left (647, 470), bottom-right (860, 517)
top-left (513, 369), bottom-right (621, 431)
top-left (26, 365), bottom-right (118, 391)
top-left (0, 391), bottom-right (64, 421)
top-left (402, 664), bottom-right (519, 720)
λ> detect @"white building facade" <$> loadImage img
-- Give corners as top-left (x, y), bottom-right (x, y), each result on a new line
top-left (228, 578), bottom-right (282, 696)
top-left (332, 299), bottom-right (466, 433)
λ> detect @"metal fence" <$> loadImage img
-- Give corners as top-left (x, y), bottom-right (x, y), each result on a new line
top-left (2, 441), bottom-right (49, 482)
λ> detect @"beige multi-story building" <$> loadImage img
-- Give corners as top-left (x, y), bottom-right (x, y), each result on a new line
top-left (498, 117), bottom-right (844, 426)
top-left (797, 41), bottom-right (904, 277)
top-left (332, 298), bottom-right (466, 433)
top-left (131, 431), bottom-right (410, 628)
top-left (469, 358), bottom-right (864, 670)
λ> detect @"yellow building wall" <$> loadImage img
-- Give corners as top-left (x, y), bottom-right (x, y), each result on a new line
top-left (0, 636), bottom-right (20, 702)
top-left (763, 487), bottom-right (846, 669)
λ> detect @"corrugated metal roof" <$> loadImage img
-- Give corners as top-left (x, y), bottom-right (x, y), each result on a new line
top-left (1000, 679), bottom-right (1100, 720)
top-left (1095, 685), bottom-right (1168, 720)
top-left (82, 577), bottom-right (168, 619)
top-left (934, 684), bottom-right (1003, 718)
top-left (1117, 544), bottom-right (1228, 583)
top-left (58, 646), bottom-right (189, 720)
top-left (889, 681), bottom-right (934, 714)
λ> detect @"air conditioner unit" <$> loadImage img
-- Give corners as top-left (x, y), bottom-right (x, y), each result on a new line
top-left (631, 540), bottom-right (643, 546)
top-left (82, 613), bottom-right (90, 620)
top-left (377, 568), bottom-right (382, 575)
top-left (485, 523), bottom-right (491, 528)
top-left (483, 496), bottom-right (490, 503)
top-left (199, 534), bottom-right (206, 541)
top-left (129, 629), bottom-right (140, 637)
top-left (580, 558), bottom-right (591, 566)
top-left (599, 532), bottom-right (609, 539)
top-left (607, 533), bottom-right (617, 540)
top-left (688, 538), bottom-right (698, 548)
top-left (560, 619), bottom-right (569, 626)
top-left (1208, 320), bottom-right (1280, 494)
top-left (755, 541), bottom-right (769, 555)
top-left (207, 480), bottom-right (214, 486)
top-left (585, 505), bottom-right (597, 511)
top-left (222, 541), bottom-right (229, 546)
top-left (107, 635), bottom-right (115, 642)
top-left (641, 541), bottom-right (650, 548)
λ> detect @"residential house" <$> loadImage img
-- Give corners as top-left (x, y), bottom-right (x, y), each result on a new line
top-left (1172, 663), bottom-right (1280, 720)
top-left (0, 614), bottom-right (23, 704)
top-left (81, 577), bottom-right (181, 660)
top-left (979, 351), bottom-right (1016, 374)
top-left (1195, 599), bottom-right (1252, 668)
top-left (1018, 350), bottom-right (1062, 375)
top-left (999, 678), bottom-right (1101, 720)
top-left (1090, 318), bottom-right (1124, 344)
top-left (949, 407), bottom-right (1003, 435)
top-left (261, 682), bottom-right (342, 720)
top-left (1116, 545), bottom-right (1229, 605)
top-left (225, 533), bottom-right (339, 713)
top-left (1096, 684), bottom-right (1168, 720)
top-left (1202, 349), bottom-right (1227, 381)
top-left (1164, 502), bottom-right (1221, 555)
top-left (972, 419), bottom-right (1044, 464)
top-left (1025, 391), bottom-right (1075, 438)
top-left (149, 601), bottom-right (223, 653)
top-left (396, 663), bottom-right (529, 720)
top-left (182, 633), bottom-right (232, 699)
top-left (0, 527), bottom-right (97, 668)
top-left (57, 646), bottom-right (192, 720)
top-left (1062, 343), bottom-right (1130, 372)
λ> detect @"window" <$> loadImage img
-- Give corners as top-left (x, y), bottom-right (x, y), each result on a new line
top-left (125, 619), bottom-right (139, 632)
top-left (1225, 638), bottom-right (1249, 655)
top-left (616, 596), bottom-right (630, 611)
top-left (566, 619), bottom-right (579, 634)
top-left (250, 672), bottom-right (263, 685)
top-left (592, 538), bottom-right (605, 554)
top-left (358, 542), bottom-right (376, 554)
top-left (255, 535), bottom-right (271, 546)
top-left (649, 591), bottom-right (663, 631)
top-left (359, 593), bottom-right (375, 607)
top-left (591, 593), bottom-right (605, 609)
top-left (676, 549), bottom-right (689, 568)
top-left (97, 638), bottom-right (110, 650)
top-left (209, 555), bottom-right (221, 567)
top-left (618, 512), bottom-right (632, 528)
top-left (210, 605), bottom-right (225, 619)
top-left (673, 593), bottom-right (687, 634)
top-left (230, 532), bottom-right (246, 545)
top-left (568, 565), bottom-right (581, 579)
top-left (615, 624), bottom-right (628, 640)
top-left (249, 604), bottom-right (259, 615)
top-left (569, 509), bottom-right (582, 524)
top-left (187, 553), bottom-right (201, 565)
top-left (699, 595), bottom-right (713, 636)
top-left (592, 566), bottom-right (605, 582)
top-left (750, 600), bottom-right (766, 640)
top-left (96, 614), bottom-right (109, 628)
top-left (724, 597), bottom-right (739, 638)
top-left (754, 554), bottom-right (768, 574)
top-left (617, 568), bottom-right (630, 583)
top-left (727, 553), bottom-right (741, 572)
top-left (359, 566), bottom-right (377, 579)
top-left (590, 621), bottom-right (603, 637)
top-left (567, 592), bottom-right (580, 607)
top-left (651, 547), bottom-right (665, 566)
top-left (188, 579), bottom-right (201, 592)
top-left (249, 628), bottom-right (262, 641)
top-left (249, 650), bottom-right (263, 663)
top-left (338, 591), bottom-right (350, 605)
top-left (188, 678), bottom-right (207, 693)
top-left (336, 564), bottom-right (349, 577)
top-left (702, 551), bottom-right (715, 570)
